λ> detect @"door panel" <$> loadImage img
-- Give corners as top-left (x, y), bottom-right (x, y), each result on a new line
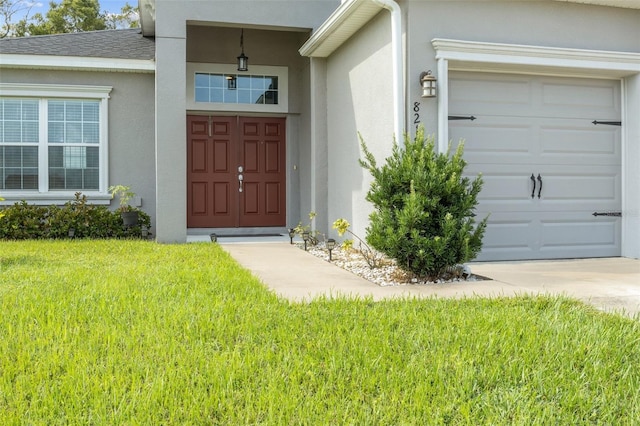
top-left (477, 212), bottom-right (537, 260)
top-left (191, 182), bottom-right (208, 215)
top-left (239, 117), bottom-right (286, 227)
top-left (187, 116), bottom-right (238, 228)
top-left (265, 182), bottom-right (281, 214)
top-left (243, 182), bottom-right (259, 214)
top-left (187, 115), bottom-right (286, 228)
top-left (450, 72), bottom-right (621, 261)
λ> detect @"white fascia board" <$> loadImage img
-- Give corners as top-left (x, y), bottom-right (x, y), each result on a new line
top-left (433, 39), bottom-right (640, 75)
top-left (0, 83), bottom-right (112, 99)
top-left (299, 0), bottom-right (382, 58)
top-left (0, 54), bottom-right (155, 73)
top-left (555, 0), bottom-right (640, 8)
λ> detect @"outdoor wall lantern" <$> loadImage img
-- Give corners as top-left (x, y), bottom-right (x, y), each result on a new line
top-left (288, 228), bottom-right (296, 244)
top-left (326, 238), bottom-right (336, 261)
top-left (210, 233), bottom-right (217, 242)
top-left (420, 70), bottom-right (437, 98)
top-left (302, 231), bottom-right (310, 251)
top-left (237, 29), bottom-right (248, 72)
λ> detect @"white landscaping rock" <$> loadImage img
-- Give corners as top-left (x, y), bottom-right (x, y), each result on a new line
top-left (299, 242), bottom-right (480, 287)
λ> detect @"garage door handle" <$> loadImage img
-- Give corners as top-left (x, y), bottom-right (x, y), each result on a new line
top-left (537, 174), bottom-right (543, 199)
top-left (530, 174), bottom-right (536, 199)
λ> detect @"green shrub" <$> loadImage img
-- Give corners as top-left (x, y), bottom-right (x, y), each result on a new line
top-left (0, 192), bottom-right (151, 240)
top-left (359, 126), bottom-right (487, 279)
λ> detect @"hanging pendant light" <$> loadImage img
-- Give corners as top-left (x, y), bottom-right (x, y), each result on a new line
top-left (237, 29), bottom-right (248, 72)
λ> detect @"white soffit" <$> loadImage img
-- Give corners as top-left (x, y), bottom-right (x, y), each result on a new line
top-left (0, 54), bottom-right (156, 73)
top-left (554, 0), bottom-right (640, 8)
top-left (433, 39), bottom-right (640, 78)
top-left (299, 0), bottom-right (383, 57)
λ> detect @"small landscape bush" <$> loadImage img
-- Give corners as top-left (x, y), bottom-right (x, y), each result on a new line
top-left (360, 126), bottom-right (487, 279)
top-left (0, 192), bottom-right (151, 239)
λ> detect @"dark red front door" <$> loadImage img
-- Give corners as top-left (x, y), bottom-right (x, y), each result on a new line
top-left (187, 116), bottom-right (286, 228)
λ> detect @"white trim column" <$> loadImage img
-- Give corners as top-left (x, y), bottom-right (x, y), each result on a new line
top-left (622, 74), bottom-right (640, 258)
top-left (310, 57), bottom-right (329, 234)
top-left (436, 57), bottom-right (448, 154)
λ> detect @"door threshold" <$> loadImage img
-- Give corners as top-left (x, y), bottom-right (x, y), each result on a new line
top-left (187, 227), bottom-right (289, 243)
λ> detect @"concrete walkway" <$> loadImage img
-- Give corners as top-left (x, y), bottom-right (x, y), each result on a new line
top-left (221, 242), bottom-right (640, 318)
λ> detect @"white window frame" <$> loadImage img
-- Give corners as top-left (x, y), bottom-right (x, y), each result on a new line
top-left (186, 63), bottom-right (289, 113)
top-left (0, 83), bottom-right (112, 205)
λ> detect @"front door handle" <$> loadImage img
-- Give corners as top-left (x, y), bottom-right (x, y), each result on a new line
top-left (537, 174), bottom-right (542, 199)
top-left (530, 174), bottom-right (536, 199)
top-left (238, 174), bottom-right (243, 193)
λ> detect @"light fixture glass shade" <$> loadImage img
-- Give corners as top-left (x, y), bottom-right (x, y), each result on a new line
top-left (420, 71), bottom-right (437, 98)
top-left (237, 53), bottom-right (248, 72)
top-left (237, 29), bottom-right (248, 72)
top-left (326, 238), bottom-right (336, 250)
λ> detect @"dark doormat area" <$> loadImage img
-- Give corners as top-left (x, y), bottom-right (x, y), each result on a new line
top-left (215, 234), bottom-right (283, 238)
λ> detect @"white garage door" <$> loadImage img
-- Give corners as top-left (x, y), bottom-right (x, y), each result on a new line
top-left (449, 72), bottom-right (622, 261)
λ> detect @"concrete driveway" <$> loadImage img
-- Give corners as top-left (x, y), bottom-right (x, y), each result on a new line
top-left (221, 242), bottom-right (640, 319)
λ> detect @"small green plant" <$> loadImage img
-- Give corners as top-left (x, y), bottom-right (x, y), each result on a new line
top-left (332, 218), bottom-right (382, 268)
top-left (359, 126), bottom-right (488, 280)
top-left (0, 195), bottom-right (4, 220)
top-left (108, 184), bottom-right (136, 212)
top-left (294, 211), bottom-right (323, 245)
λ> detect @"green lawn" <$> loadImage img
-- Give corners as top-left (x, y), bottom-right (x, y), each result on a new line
top-left (1, 240), bottom-right (639, 424)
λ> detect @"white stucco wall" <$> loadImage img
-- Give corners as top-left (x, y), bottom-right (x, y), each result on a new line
top-left (325, 11), bottom-right (395, 240)
top-left (308, 58), bottom-right (329, 234)
top-left (405, 0), bottom-right (640, 139)
top-left (155, 35), bottom-right (187, 242)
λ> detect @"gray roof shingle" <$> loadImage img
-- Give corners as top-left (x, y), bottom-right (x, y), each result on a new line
top-left (0, 28), bottom-right (155, 60)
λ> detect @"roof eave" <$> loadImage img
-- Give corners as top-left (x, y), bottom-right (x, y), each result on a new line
top-left (299, 0), bottom-right (383, 58)
top-left (300, 0), bottom-right (640, 59)
top-left (0, 54), bottom-right (156, 73)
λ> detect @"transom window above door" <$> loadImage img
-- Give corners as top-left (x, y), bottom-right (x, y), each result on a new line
top-left (187, 63), bottom-right (288, 113)
top-left (195, 73), bottom-right (279, 105)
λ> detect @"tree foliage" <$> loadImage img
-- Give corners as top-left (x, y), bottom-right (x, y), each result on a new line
top-left (1, 0), bottom-right (138, 38)
top-left (359, 126), bottom-right (488, 279)
top-left (0, 0), bottom-right (34, 37)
